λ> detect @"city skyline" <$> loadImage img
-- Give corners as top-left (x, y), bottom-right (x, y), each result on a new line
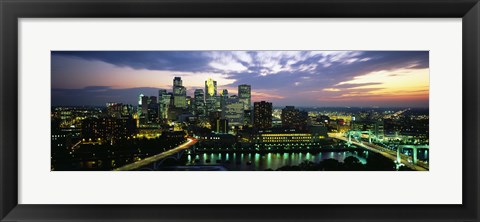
top-left (51, 51), bottom-right (429, 107)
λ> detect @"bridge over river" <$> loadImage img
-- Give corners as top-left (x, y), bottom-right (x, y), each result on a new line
top-left (329, 133), bottom-right (428, 171)
top-left (114, 137), bottom-right (198, 171)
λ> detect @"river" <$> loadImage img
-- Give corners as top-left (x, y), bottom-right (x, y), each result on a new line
top-left (186, 151), bottom-right (368, 171)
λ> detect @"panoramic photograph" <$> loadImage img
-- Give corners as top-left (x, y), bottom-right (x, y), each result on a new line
top-left (51, 51), bottom-right (429, 171)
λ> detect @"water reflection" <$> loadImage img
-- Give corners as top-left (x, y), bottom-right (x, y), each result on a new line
top-left (187, 151), bottom-right (367, 171)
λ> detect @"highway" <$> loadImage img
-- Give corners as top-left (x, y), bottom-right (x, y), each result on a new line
top-left (71, 140), bottom-right (82, 149)
top-left (114, 137), bottom-right (198, 171)
top-left (329, 133), bottom-right (428, 171)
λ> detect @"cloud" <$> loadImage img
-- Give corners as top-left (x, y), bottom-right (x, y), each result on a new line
top-left (251, 90), bottom-right (285, 102)
top-left (51, 54), bottom-right (234, 90)
top-left (323, 88), bottom-right (340, 92)
top-left (334, 82), bottom-right (383, 89)
top-left (51, 51), bottom-right (429, 107)
top-left (321, 68), bottom-right (429, 106)
top-left (52, 51), bottom-right (213, 72)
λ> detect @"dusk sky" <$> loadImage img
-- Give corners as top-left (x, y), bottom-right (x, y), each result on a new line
top-left (51, 51), bottom-right (429, 107)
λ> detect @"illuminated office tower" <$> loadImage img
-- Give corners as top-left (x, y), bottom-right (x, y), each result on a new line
top-left (205, 78), bottom-right (217, 113)
top-left (141, 95), bottom-right (149, 117)
top-left (147, 96), bottom-right (158, 123)
top-left (173, 77), bottom-right (182, 86)
top-left (158, 89), bottom-right (167, 102)
top-left (253, 101), bottom-right (272, 129)
top-left (194, 89), bottom-right (205, 116)
top-left (222, 96), bottom-right (244, 128)
top-left (158, 90), bottom-right (171, 121)
top-left (186, 96), bottom-right (193, 112)
top-left (224, 102), bottom-right (244, 128)
top-left (137, 94), bottom-right (144, 116)
top-left (205, 78), bottom-right (217, 99)
top-left (214, 96), bottom-right (221, 111)
top-left (172, 77), bottom-right (187, 108)
top-left (238, 84), bottom-right (251, 110)
top-left (139, 95), bottom-right (157, 124)
top-left (220, 89), bottom-right (229, 110)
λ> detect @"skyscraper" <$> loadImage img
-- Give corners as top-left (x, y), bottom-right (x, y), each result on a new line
top-left (254, 101), bottom-right (272, 129)
top-left (141, 95), bottom-right (149, 117)
top-left (158, 89), bottom-right (167, 102)
top-left (158, 90), bottom-right (171, 121)
top-left (173, 77), bottom-right (182, 87)
top-left (244, 109), bottom-right (253, 126)
top-left (194, 89), bottom-right (205, 116)
top-left (186, 96), bottom-right (193, 112)
top-left (172, 77), bottom-right (186, 108)
top-left (222, 89), bottom-right (228, 96)
top-left (222, 96), bottom-right (244, 128)
top-left (205, 78), bottom-right (217, 114)
top-left (147, 96), bottom-right (158, 123)
top-left (205, 78), bottom-right (217, 99)
top-left (238, 84), bottom-right (251, 110)
top-left (137, 93), bottom-right (144, 116)
top-left (220, 89), bottom-right (229, 110)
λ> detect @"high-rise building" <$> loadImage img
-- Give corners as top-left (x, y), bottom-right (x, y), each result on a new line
top-left (194, 89), bottom-right (205, 116)
top-left (214, 96), bottom-right (221, 110)
top-left (220, 89), bottom-right (229, 110)
top-left (186, 96), bottom-right (194, 112)
top-left (173, 77), bottom-right (182, 87)
top-left (205, 78), bottom-right (217, 114)
top-left (205, 78), bottom-right (217, 99)
top-left (173, 77), bottom-right (187, 108)
top-left (244, 109), bottom-right (253, 126)
top-left (281, 106), bottom-right (309, 129)
top-left (238, 84), bottom-right (251, 110)
top-left (158, 89), bottom-right (167, 101)
top-left (281, 106), bottom-right (300, 128)
top-left (222, 96), bottom-right (244, 127)
top-left (254, 101), bottom-right (272, 129)
top-left (137, 94), bottom-right (144, 116)
top-left (147, 96), bottom-right (158, 123)
top-left (141, 95), bottom-right (149, 118)
top-left (139, 96), bottom-right (160, 124)
top-left (158, 90), bottom-right (171, 121)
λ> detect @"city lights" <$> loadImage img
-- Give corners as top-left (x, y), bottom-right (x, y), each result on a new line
top-left (51, 51), bottom-right (429, 171)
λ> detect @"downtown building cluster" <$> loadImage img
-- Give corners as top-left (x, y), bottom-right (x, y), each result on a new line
top-left (134, 77), bottom-right (320, 135)
top-left (131, 77), bottom-right (330, 151)
top-left (51, 76), bottom-right (329, 149)
top-left (51, 82), bottom-right (429, 170)
top-left (136, 77), bottom-right (255, 133)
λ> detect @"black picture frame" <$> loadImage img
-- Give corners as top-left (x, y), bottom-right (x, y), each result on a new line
top-left (1, 0), bottom-right (479, 221)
